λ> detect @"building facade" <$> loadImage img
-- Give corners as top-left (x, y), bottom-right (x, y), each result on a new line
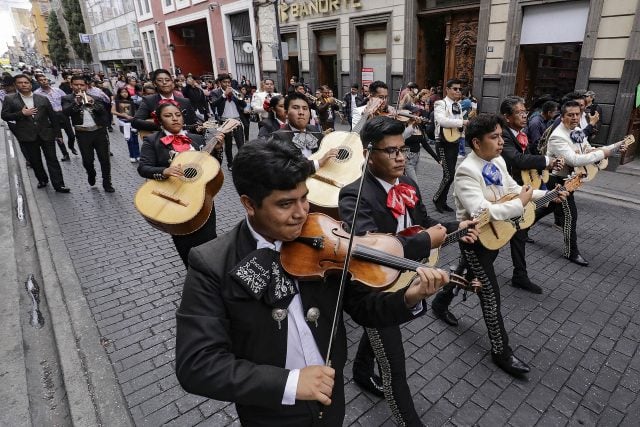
top-left (133, 0), bottom-right (260, 84)
top-left (82, 0), bottom-right (144, 74)
top-left (30, 0), bottom-right (51, 66)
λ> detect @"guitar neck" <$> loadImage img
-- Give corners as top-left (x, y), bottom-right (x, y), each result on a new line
top-left (534, 188), bottom-right (562, 208)
top-left (351, 112), bottom-right (370, 134)
top-left (442, 227), bottom-right (467, 248)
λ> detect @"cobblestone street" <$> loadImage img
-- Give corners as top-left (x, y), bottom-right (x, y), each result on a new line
top-left (16, 124), bottom-right (640, 426)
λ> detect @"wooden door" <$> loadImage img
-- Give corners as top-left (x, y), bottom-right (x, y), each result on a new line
top-left (443, 11), bottom-right (478, 86)
top-left (621, 107), bottom-right (640, 164)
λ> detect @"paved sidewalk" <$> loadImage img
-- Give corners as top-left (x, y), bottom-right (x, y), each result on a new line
top-left (10, 123), bottom-right (640, 426)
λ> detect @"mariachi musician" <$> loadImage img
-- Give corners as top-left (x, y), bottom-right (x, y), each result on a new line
top-left (137, 102), bottom-right (224, 266)
top-left (316, 85), bottom-right (340, 131)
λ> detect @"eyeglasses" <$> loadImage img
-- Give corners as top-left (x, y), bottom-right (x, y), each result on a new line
top-left (514, 111), bottom-right (528, 117)
top-left (373, 146), bottom-right (410, 159)
top-left (449, 87), bottom-right (461, 92)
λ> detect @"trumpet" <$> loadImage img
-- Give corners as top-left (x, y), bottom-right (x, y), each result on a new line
top-left (305, 93), bottom-right (318, 102)
top-left (334, 99), bottom-right (345, 108)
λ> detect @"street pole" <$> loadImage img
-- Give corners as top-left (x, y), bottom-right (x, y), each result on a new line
top-left (273, 0), bottom-right (285, 93)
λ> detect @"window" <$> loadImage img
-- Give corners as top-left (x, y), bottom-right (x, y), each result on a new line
top-left (361, 27), bottom-right (387, 82)
top-left (162, 0), bottom-right (175, 14)
top-left (141, 29), bottom-right (160, 71)
top-left (136, 0), bottom-right (152, 20)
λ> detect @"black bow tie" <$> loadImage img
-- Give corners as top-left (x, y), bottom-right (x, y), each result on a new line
top-left (230, 248), bottom-right (297, 308)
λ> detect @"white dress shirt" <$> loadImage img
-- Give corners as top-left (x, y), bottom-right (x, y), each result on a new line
top-left (434, 96), bottom-right (464, 139)
top-left (245, 219), bottom-right (324, 405)
top-left (374, 177), bottom-right (413, 233)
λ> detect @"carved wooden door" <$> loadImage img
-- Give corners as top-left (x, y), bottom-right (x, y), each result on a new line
top-left (444, 12), bottom-right (478, 86)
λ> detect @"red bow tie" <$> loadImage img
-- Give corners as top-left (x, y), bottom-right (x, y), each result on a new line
top-left (160, 134), bottom-right (192, 152)
top-left (158, 98), bottom-right (180, 108)
top-left (387, 183), bottom-right (418, 219)
top-left (516, 131), bottom-right (528, 152)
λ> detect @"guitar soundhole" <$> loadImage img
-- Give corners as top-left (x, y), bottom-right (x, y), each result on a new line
top-left (335, 147), bottom-right (351, 163)
top-left (180, 165), bottom-right (201, 182)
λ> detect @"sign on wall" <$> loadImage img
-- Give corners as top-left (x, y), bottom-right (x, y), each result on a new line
top-left (279, 0), bottom-right (362, 23)
top-left (361, 67), bottom-right (373, 86)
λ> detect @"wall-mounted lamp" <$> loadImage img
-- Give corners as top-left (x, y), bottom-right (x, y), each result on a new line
top-left (393, 34), bottom-right (401, 42)
top-left (154, 21), bottom-right (162, 26)
top-left (168, 43), bottom-right (175, 52)
top-left (209, 2), bottom-right (220, 11)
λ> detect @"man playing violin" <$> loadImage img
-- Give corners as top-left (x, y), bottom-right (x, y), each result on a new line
top-left (338, 116), bottom-right (478, 426)
top-left (175, 140), bottom-right (449, 426)
top-left (351, 80), bottom-right (394, 130)
top-left (451, 114), bottom-right (567, 377)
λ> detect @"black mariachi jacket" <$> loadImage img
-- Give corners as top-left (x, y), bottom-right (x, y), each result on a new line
top-left (339, 171), bottom-right (458, 260)
top-left (137, 131), bottom-right (205, 180)
top-left (1, 93), bottom-right (60, 142)
top-left (61, 93), bottom-right (110, 128)
top-left (501, 127), bottom-right (548, 186)
top-left (175, 220), bottom-right (417, 425)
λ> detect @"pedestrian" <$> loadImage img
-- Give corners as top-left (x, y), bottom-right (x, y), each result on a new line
top-left (62, 74), bottom-right (114, 193)
top-left (211, 73), bottom-right (247, 170)
top-left (1, 74), bottom-right (70, 193)
top-left (256, 95), bottom-right (287, 140)
top-left (34, 73), bottom-right (76, 160)
top-left (112, 87), bottom-right (139, 162)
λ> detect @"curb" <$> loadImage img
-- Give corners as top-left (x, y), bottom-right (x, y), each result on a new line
top-left (0, 127), bottom-right (31, 426)
top-left (15, 136), bottom-right (133, 426)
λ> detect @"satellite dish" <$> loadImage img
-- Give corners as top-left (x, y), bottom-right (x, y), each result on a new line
top-left (242, 42), bottom-right (254, 54)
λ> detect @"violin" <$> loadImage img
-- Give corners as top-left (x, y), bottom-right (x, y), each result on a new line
top-left (280, 213), bottom-right (442, 290)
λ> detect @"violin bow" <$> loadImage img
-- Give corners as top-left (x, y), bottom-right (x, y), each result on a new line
top-left (320, 143), bottom-right (373, 420)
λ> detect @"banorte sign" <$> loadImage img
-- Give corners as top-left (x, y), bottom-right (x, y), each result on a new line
top-left (279, 0), bottom-right (362, 22)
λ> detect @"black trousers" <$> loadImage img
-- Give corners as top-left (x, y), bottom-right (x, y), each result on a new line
top-left (354, 326), bottom-right (423, 426)
top-left (535, 175), bottom-right (578, 257)
top-left (432, 242), bottom-right (512, 360)
top-left (510, 228), bottom-right (530, 283)
top-left (433, 138), bottom-right (459, 206)
top-left (55, 111), bottom-right (76, 149)
top-left (172, 210), bottom-right (217, 267)
top-left (223, 123), bottom-right (245, 166)
top-left (76, 127), bottom-right (111, 186)
top-left (20, 136), bottom-right (65, 188)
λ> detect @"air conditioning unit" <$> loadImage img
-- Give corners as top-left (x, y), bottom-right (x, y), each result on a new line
top-left (182, 28), bottom-right (195, 38)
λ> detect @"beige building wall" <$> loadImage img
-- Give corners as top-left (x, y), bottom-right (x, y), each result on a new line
top-left (590, 0), bottom-right (638, 79)
top-left (484, 0), bottom-right (509, 75)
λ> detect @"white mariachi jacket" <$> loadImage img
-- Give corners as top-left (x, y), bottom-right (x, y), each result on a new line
top-left (434, 96), bottom-right (464, 140)
top-left (453, 151), bottom-right (545, 222)
top-left (547, 123), bottom-right (605, 178)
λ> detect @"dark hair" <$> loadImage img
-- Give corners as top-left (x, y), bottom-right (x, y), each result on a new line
top-left (294, 83), bottom-right (305, 90)
top-left (152, 69), bottom-right (171, 82)
top-left (268, 95), bottom-right (284, 119)
top-left (13, 74), bottom-right (30, 83)
top-left (217, 73), bottom-right (231, 82)
top-left (232, 139), bottom-right (311, 206)
top-left (560, 100), bottom-right (581, 116)
top-left (154, 102), bottom-right (183, 126)
top-left (115, 87), bottom-right (130, 100)
top-left (499, 96), bottom-right (525, 116)
top-left (368, 80), bottom-right (388, 96)
top-left (446, 79), bottom-right (462, 88)
top-left (70, 74), bottom-right (88, 83)
top-left (351, 83), bottom-right (359, 89)
top-left (359, 116), bottom-right (406, 148)
top-left (466, 114), bottom-right (504, 150)
top-left (542, 101), bottom-right (559, 114)
top-left (284, 92), bottom-right (309, 110)
top-left (561, 91), bottom-right (585, 105)
top-left (407, 82), bottom-right (418, 89)
top-left (263, 78), bottom-right (275, 85)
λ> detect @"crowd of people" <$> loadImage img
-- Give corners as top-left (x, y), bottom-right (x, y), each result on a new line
top-left (0, 64), bottom-right (624, 426)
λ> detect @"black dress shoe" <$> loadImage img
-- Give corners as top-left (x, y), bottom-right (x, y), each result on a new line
top-left (511, 279), bottom-right (542, 294)
top-left (433, 308), bottom-right (459, 326)
top-left (492, 353), bottom-right (530, 376)
top-left (37, 181), bottom-right (48, 189)
top-left (88, 175), bottom-right (96, 186)
top-left (227, 164), bottom-right (233, 171)
top-left (60, 155), bottom-right (70, 162)
top-left (54, 186), bottom-right (70, 193)
top-left (26, 161), bottom-right (32, 168)
top-left (70, 148), bottom-right (78, 155)
top-left (103, 185), bottom-right (115, 193)
top-left (525, 237), bottom-right (535, 244)
top-left (565, 253), bottom-right (589, 267)
top-left (442, 204), bottom-right (454, 212)
top-left (433, 200), bottom-right (444, 213)
top-left (353, 372), bottom-right (384, 397)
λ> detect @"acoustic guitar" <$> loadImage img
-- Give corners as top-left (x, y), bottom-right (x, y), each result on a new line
top-left (134, 119), bottom-right (240, 235)
top-left (441, 109), bottom-right (468, 143)
top-left (478, 173), bottom-right (584, 250)
top-left (306, 98), bottom-right (384, 218)
top-left (521, 157), bottom-right (564, 189)
top-left (383, 209), bottom-right (490, 294)
top-left (574, 135), bottom-right (635, 182)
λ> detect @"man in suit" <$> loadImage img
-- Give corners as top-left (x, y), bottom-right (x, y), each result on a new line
top-left (175, 139), bottom-right (449, 426)
top-left (339, 116), bottom-right (477, 426)
top-left (34, 73), bottom-right (76, 159)
top-left (132, 68), bottom-right (199, 136)
top-left (343, 83), bottom-right (365, 131)
top-left (62, 74), bottom-right (114, 192)
top-left (432, 78), bottom-right (469, 213)
top-left (211, 73), bottom-right (247, 170)
top-left (452, 114), bottom-right (565, 376)
top-left (270, 92), bottom-right (337, 173)
top-left (1, 74), bottom-right (70, 192)
top-left (542, 100), bottom-right (623, 266)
